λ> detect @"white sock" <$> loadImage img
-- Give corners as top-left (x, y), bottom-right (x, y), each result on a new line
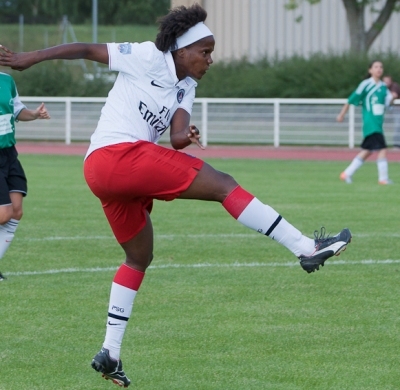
top-left (237, 198), bottom-right (315, 256)
top-left (222, 187), bottom-right (315, 257)
top-left (344, 156), bottom-right (364, 177)
top-left (0, 219), bottom-right (19, 259)
top-left (377, 158), bottom-right (388, 182)
top-left (104, 283), bottom-right (137, 360)
top-left (103, 264), bottom-right (144, 360)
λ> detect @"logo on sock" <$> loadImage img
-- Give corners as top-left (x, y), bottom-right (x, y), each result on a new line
top-left (111, 305), bottom-right (125, 313)
top-left (107, 321), bottom-right (121, 326)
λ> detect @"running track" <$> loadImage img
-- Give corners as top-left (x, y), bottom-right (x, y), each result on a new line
top-left (16, 142), bottom-right (400, 161)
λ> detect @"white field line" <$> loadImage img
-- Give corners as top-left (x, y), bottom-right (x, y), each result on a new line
top-left (5, 259), bottom-right (400, 277)
top-left (21, 232), bottom-right (400, 242)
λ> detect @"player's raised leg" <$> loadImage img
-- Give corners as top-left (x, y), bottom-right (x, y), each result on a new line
top-left (179, 162), bottom-right (352, 273)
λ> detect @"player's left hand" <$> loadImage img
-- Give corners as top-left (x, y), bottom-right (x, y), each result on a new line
top-left (187, 125), bottom-right (205, 150)
top-left (0, 44), bottom-right (36, 71)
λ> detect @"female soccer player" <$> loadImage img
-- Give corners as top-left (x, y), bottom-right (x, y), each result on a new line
top-left (0, 4), bottom-right (351, 387)
top-left (0, 72), bottom-right (50, 281)
top-left (337, 60), bottom-right (397, 184)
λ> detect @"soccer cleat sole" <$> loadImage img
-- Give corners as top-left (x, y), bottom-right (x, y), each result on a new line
top-left (91, 359), bottom-right (130, 388)
top-left (102, 373), bottom-right (129, 388)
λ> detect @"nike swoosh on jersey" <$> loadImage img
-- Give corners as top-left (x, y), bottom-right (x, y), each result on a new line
top-left (151, 80), bottom-right (163, 88)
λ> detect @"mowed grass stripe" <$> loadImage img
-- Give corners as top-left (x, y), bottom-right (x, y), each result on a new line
top-left (20, 232), bottom-right (400, 241)
top-left (4, 258), bottom-right (400, 277)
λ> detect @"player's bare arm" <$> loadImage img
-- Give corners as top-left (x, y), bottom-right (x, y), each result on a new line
top-left (169, 108), bottom-right (204, 150)
top-left (0, 43), bottom-right (108, 71)
top-left (17, 103), bottom-right (51, 121)
top-left (336, 103), bottom-right (349, 122)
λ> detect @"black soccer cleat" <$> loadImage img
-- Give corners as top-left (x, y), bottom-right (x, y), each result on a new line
top-left (91, 347), bottom-right (131, 388)
top-left (299, 227), bottom-right (352, 273)
top-left (0, 272), bottom-right (6, 281)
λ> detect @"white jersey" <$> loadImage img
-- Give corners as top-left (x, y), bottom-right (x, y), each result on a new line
top-left (85, 41), bottom-right (197, 158)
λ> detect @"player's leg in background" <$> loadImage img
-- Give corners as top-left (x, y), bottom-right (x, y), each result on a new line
top-left (0, 192), bottom-right (23, 280)
top-left (376, 148), bottom-right (391, 184)
top-left (340, 149), bottom-right (372, 183)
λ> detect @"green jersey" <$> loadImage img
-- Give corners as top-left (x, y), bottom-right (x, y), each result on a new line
top-left (348, 77), bottom-right (392, 138)
top-left (0, 72), bottom-right (26, 148)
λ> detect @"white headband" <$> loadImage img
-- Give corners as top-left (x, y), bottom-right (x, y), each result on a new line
top-left (172, 22), bottom-right (213, 51)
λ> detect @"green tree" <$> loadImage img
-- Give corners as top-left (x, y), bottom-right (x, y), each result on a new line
top-left (285, 0), bottom-right (400, 53)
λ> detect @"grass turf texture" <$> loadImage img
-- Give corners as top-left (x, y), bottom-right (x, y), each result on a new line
top-left (1, 154), bottom-right (400, 390)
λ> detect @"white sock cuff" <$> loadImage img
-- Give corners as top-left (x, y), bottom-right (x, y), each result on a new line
top-left (0, 219), bottom-right (20, 234)
top-left (8, 219), bottom-right (19, 233)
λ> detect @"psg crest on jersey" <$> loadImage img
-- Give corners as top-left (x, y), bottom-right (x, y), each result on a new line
top-left (118, 43), bottom-right (131, 55)
top-left (177, 89), bottom-right (185, 103)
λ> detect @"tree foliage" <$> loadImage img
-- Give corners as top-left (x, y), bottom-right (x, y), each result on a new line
top-left (195, 52), bottom-right (400, 98)
top-left (7, 52), bottom-right (400, 98)
top-left (285, 0), bottom-right (400, 52)
top-left (0, 0), bottom-right (170, 25)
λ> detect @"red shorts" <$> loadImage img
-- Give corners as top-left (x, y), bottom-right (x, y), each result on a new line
top-left (83, 141), bottom-right (204, 243)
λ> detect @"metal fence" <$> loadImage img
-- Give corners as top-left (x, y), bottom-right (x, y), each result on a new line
top-left (16, 97), bottom-right (400, 148)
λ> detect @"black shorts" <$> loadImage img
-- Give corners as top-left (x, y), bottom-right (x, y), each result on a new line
top-left (0, 146), bottom-right (27, 206)
top-left (361, 133), bottom-right (387, 151)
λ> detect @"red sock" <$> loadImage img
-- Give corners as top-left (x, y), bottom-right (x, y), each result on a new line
top-left (222, 185), bottom-right (255, 219)
top-left (113, 263), bottom-right (145, 291)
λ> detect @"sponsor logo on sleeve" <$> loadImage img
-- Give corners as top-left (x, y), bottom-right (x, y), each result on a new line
top-left (118, 43), bottom-right (131, 55)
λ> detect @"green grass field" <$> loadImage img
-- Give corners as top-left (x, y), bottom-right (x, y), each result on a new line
top-left (1, 155), bottom-right (400, 390)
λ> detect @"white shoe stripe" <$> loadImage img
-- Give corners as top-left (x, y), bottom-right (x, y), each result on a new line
top-left (313, 241), bottom-right (347, 256)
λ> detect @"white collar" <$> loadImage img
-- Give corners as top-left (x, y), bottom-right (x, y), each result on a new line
top-left (368, 77), bottom-right (383, 86)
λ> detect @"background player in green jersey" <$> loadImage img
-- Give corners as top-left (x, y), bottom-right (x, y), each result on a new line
top-left (0, 72), bottom-right (50, 280)
top-left (336, 60), bottom-right (397, 184)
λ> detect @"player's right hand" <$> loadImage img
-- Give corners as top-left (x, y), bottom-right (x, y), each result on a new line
top-left (0, 45), bottom-right (35, 71)
top-left (187, 125), bottom-right (205, 150)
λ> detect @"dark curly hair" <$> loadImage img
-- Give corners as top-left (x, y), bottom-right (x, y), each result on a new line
top-left (155, 3), bottom-right (207, 52)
